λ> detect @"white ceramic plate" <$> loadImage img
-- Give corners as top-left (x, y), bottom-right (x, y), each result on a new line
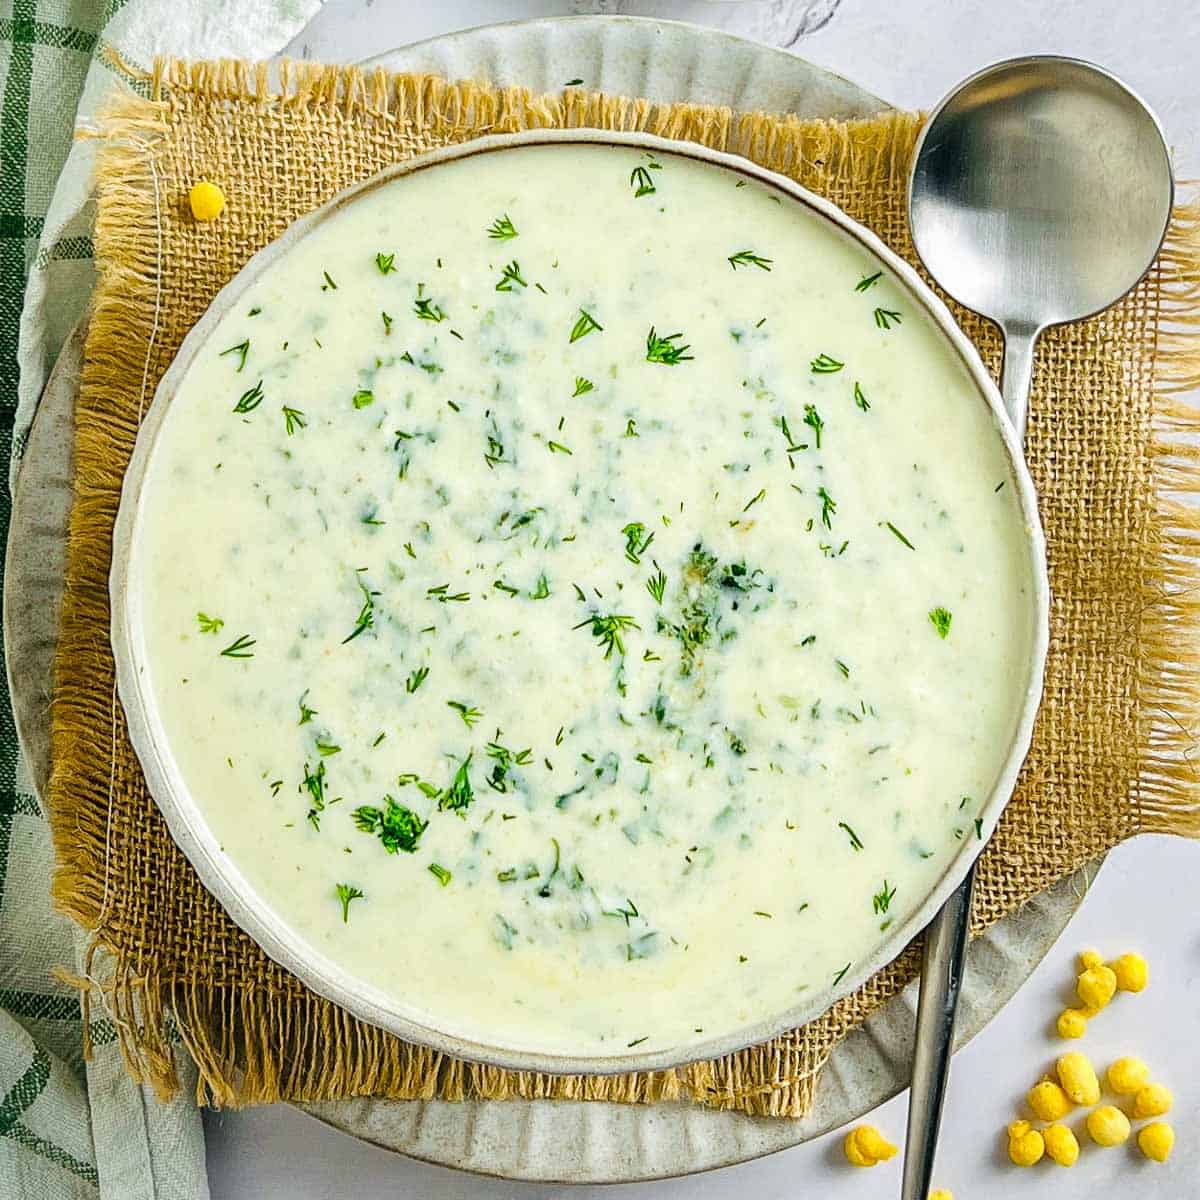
top-left (2, 15), bottom-right (1092, 1183)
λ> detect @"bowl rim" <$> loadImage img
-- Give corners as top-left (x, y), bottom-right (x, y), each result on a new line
top-left (110, 127), bottom-right (1051, 1077)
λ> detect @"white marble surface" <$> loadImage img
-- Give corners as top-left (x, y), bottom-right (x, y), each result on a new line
top-left (206, 3), bottom-right (1200, 1196)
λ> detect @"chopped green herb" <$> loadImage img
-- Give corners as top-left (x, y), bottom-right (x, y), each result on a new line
top-left (375, 252), bottom-right (397, 275)
top-left (413, 283), bottom-right (446, 322)
top-left (302, 760), bottom-right (327, 829)
top-left (196, 612), bottom-right (224, 635)
top-left (803, 404), bottom-right (824, 449)
top-left (855, 270), bottom-right (882, 292)
top-left (623, 418), bottom-right (638, 438)
top-left (232, 380), bottom-right (265, 413)
top-left (351, 388), bottom-right (374, 409)
top-left (486, 214), bottom-right (518, 240)
top-left (569, 309), bottom-right (603, 343)
top-left (447, 700), bottom-right (482, 728)
top-left (220, 339), bottom-right (249, 371)
top-left (547, 440), bottom-right (572, 455)
top-left (321, 270), bottom-right (338, 291)
top-left (872, 880), bottom-right (896, 915)
top-left (838, 821), bottom-right (864, 850)
top-left (832, 962), bottom-right (852, 986)
top-left (743, 488), bottom-right (766, 513)
top-left (353, 796), bottom-right (427, 853)
top-left (572, 376), bottom-right (595, 397)
top-left (530, 573), bottom-right (551, 600)
top-left (810, 353), bottom-right (843, 374)
top-left (495, 260), bottom-right (528, 292)
top-left (342, 574), bottom-right (380, 644)
top-left (335, 883), bottom-right (364, 922)
top-left (622, 521), bottom-right (654, 565)
top-left (427, 583), bottom-right (470, 603)
top-left (281, 405), bottom-right (306, 435)
top-left (646, 565), bottom-right (667, 605)
top-left (629, 159), bottom-right (661, 197)
top-left (728, 249), bottom-right (773, 271)
top-left (315, 738), bottom-right (341, 757)
top-left (835, 658), bottom-right (850, 678)
top-left (645, 327), bottom-right (693, 365)
top-left (438, 754), bottom-right (475, 814)
top-left (297, 692), bottom-right (317, 724)
top-left (818, 486), bottom-right (836, 529)
top-left (405, 665), bottom-right (429, 694)
top-left (219, 634), bottom-right (255, 658)
top-left (381, 310), bottom-right (393, 335)
top-left (929, 607), bottom-right (953, 638)
top-left (874, 307), bottom-right (902, 330)
top-left (853, 380), bottom-right (870, 411)
top-left (885, 521), bottom-right (916, 550)
top-left (575, 612), bottom-right (639, 660)
top-left (428, 862), bottom-right (452, 887)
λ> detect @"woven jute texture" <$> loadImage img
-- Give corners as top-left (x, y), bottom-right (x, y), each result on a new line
top-left (48, 58), bottom-right (1200, 1118)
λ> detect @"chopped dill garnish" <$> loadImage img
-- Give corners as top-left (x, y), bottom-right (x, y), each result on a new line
top-left (438, 754), bottom-right (475, 814)
top-left (728, 249), bottom-right (773, 271)
top-left (803, 403), bottom-right (824, 449)
top-left (874, 307), bottom-right (903, 330)
top-left (405, 665), bottom-right (429, 694)
top-left (495, 260), bottom-right (528, 292)
top-left (219, 634), bottom-right (255, 658)
top-left (810, 353), bottom-right (843, 374)
top-left (196, 612), bottom-right (223, 635)
top-left (485, 740), bottom-right (533, 793)
top-left (413, 283), bottom-right (446, 322)
top-left (872, 880), bottom-right (896, 914)
top-left (381, 310), bottom-right (393, 335)
top-left (646, 565), bottom-right (667, 605)
top-left (817, 486), bottom-right (836, 529)
top-left (832, 962), bottom-right (852, 986)
top-left (838, 820), bottom-right (864, 850)
top-left (447, 700), bottom-right (482, 728)
top-left (575, 612), bottom-right (639, 659)
top-left (929, 607), bottom-right (953, 638)
top-left (569, 309), bottom-right (603, 343)
top-left (321, 270), bottom-right (338, 291)
top-left (493, 579), bottom-right (519, 597)
top-left (835, 658), bottom-right (850, 678)
top-left (572, 376), bottom-right (595, 397)
top-left (855, 270), bottom-right (882, 291)
top-left (645, 327), bottom-right (693, 365)
top-left (743, 488), bottom-right (766, 513)
top-left (531, 573), bottom-right (551, 600)
top-left (335, 883), bottom-right (363, 922)
top-left (351, 388), bottom-right (374, 409)
top-left (622, 521), bottom-right (654, 565)
top-left (427, 583), bottom-right (470, 603)
top-left (353, 796), bottom-right (427, 853)
top-left (623, 418), bottom-right (638, 438)
top-left (315, 738), bottom-right (341, 757)
top-left (885, 521), bottom-right (916, 550)
top-left (853, 380), bottom-right (870, 411)
top-left (232, 379), bottom-right (264, 413)
top-left (282, 405), bottom-right (306, 435)
top-left (375, 252), bottom-right (397, 275)
top-left (629, 158), bottom-right (661, 197)
top-left (428, 862), bottom-right (452, 887)
top-left (975, 818), bottom-right (984, 839)
top-left (302, 760), bottom-right (327, 829)
top-left (297, 692), bottom-right (317, 724)
top-left (547, 440), bottom-right (573, 455)
top-left (342, 573), bottom-right (380, 644)
top-left (487, 213), bottom-right (518, 240)
top-left (220, 339), bottom-right (249, 371)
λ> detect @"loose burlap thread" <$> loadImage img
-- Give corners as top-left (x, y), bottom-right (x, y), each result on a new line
top-left (47, 58), bottom-right (1200, 1118)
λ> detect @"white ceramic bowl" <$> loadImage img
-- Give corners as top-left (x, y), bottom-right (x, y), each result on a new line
top-left (110, 128), bottom-right (1050, 1077)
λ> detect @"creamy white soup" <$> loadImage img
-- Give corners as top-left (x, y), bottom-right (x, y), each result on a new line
top-left (135, 143), bottom-right (1036, 1058)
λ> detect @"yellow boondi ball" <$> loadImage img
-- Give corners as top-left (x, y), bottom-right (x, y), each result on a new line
top-left (1007, 1121), bottom-right (1045, 1166)
top-left (1134, 1082), bottom-right (1173, 1118)
top-left (188, 180), bottom-right (226, 221)
top-left (1027, 1078), bottom-right (1073, 1122)
top-left (1107, 1056), bottom-right (1151, 1095)
top-left (1057, 1052), bottom-right (1101, 1106)
top-left (1056, 1008), bottom-right (1089, 1039)
top-left (1078, 948), bottom-right (1104, 971)
top-left (1111, 952), bottom-right (1149, 993)
top-left (1076, 964), bottom-right (1118, 1011)
top-left (843, 1124), bottom-right (897, 1167)
top-left (1043, 1123), bottom-right (1080, 1167)
top-left (1137, 1121), bottom-right (1174, 1162)
top-left (1086, 1105), bottom-right (1131, 1147)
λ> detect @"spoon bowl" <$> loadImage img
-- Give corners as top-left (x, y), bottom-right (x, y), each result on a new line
top-left (910, 56), bottom-right (1173, 434)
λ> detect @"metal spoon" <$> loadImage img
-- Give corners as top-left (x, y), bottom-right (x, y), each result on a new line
top-left (901, 56), bottom-right (1172, 1199)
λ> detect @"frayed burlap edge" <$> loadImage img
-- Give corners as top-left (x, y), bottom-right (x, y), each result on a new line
top-left (47, 58), bottom-right (1200, 1117)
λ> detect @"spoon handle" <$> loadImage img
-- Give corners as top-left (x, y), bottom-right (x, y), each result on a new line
top-left (900, 327), bottom-right (1036, 1199)
top-left (900, 864), bottom-right (975, 1200)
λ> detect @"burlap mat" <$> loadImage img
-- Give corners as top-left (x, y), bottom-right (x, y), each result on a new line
top-left (47, 58), bottom-right (1200, 1119)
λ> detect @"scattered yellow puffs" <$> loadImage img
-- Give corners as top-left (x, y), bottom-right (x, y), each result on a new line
top-left (1137, 1121), bottom-right (1175, 1162)
top-left (1111, 952), bottom-right (1148, 993)
top-left (928, 1191), bottom-right (953, 1200)
top-left (1042, 1123), bottom-right (1080, 1167)
top-left (1056, 1052), bottom-right (1101, 1106)
top-left (1027, 1078), bottom-right (1073, 1122)
top-left (843, 1124), bottom-right (897, 1167)
top-left (1055, 1008), bottom-right (1089, 1039)
top-left (1106, 1056), bottom-right (1151, 1095)
top-left (1134, 1082), bottom-right (1173, 1119)
top-left (1076, 964), bottom-right (1117, 1011)
top-left (1078, 948), bottom-right (1104, 971)
top-left (1008, 1119), bottom-right (1046, 1166)
top-left (1087, 1104), bottom-right (1132, 1147)
top-left (188, 181), bottom-right (226, 221)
